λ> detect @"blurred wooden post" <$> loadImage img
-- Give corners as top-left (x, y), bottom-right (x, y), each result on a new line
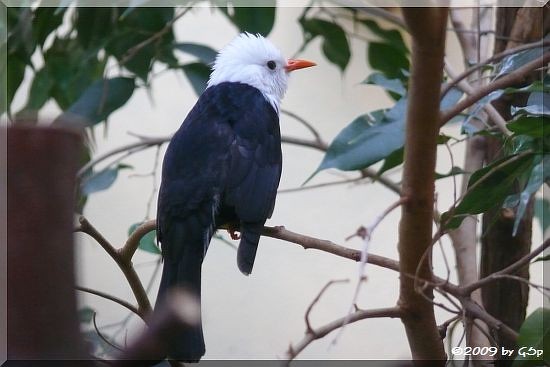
top-left (6, 125), bottom-right (90, 361)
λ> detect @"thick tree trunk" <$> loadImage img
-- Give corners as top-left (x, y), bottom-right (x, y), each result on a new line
top-left (480, 6), bottom-right (549, 362)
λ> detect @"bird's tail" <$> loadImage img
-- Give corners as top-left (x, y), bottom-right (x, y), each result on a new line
top-left (237, 222), bottom-right (264, 275)
top-left (156, 239), bottom-right (206, 361)
top-left (156, 258), bottom-right (205, 361)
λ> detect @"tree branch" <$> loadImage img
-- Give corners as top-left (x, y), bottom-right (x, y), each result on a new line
top-left (285, 306), bottom-right (403, 361)
top-left (461, 239), bottom-right (550, 295)
top-left (75, 286), bottom-right (143, 319)
top-left (397, 8), bottom-right (448, 361)
top-left (440, 51), bottom-right (550, 125)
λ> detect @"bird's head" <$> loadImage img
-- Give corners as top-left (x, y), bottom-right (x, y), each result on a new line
top-left (207, 33), bottom-right (316, 112)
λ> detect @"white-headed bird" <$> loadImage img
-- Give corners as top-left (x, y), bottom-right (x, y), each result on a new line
top-left (156, 33), bottom-right (315, 361)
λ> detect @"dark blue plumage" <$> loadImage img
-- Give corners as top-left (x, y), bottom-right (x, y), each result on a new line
top-left (156, 82), bottom-right (282, 361)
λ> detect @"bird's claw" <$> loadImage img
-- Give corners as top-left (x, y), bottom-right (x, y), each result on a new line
top-left (228, 228), bottom-right (241, 240)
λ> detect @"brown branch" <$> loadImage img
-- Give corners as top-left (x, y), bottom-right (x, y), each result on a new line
top-left (440, 51), bottom-right (550, 125)
top-left (461, 298), bottom-right (519, 341)
top-left (461, 239), bottom-right (550, 295)
top-left (120, 219), bottom-right (157, 262)
top-left (281, 109), bottom-right (323, 144)
top-left (285, 306), bottom-right (403, 361)
top-left (77, 216), bottom-right (152, 314)
top-left (441, 39), bottom-right (550, 99)
top-left (398, 8), bottom-right (449, 361)
top-left (304, 279), bottom-right (349, 335)
top-left (75, 286), bottom-right (143, 319)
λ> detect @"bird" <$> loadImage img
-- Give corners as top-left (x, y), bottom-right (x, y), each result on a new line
top-left (155, 33), bottom-right (315, 361)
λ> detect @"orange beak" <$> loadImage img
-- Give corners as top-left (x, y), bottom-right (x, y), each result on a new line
top-left (285, 59), bottom-right (316, 72)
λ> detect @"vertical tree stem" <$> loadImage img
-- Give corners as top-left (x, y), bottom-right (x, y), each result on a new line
top-left (397, 8), bottom-right (448, 361)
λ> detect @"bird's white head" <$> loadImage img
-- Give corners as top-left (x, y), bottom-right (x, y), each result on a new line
top-left (207, 33), bottom-right (315, 113)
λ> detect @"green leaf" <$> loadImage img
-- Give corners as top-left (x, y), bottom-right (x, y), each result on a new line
top-left (33, 7), bottom-right (66, 48)
top-left (506, 154), bottom-right (550, 236)
top-left (300, 18), bottom-right (350, 72)
top-left (512, 307), bottom-right (549, 366)
top-left (362, 72), bottom-right (406, 97)
top-left (221, 4), bottom-right (276, 36)
top-left (442, 153), bottom-right (536, 230)
top-left (508, 116), bottom-right (549, 138)
top-left (534, 197), bottom-right (550, 235)
top-left (311, 97), bottom-right (407, 177)
top-left (377, 147), bottom-right (404, 176)
top-left (360, 19), bottom-right (408, 54)
top-left (128, 223), bottom-right (160, 255)
top-left (504, 80), bottom-right (550, 95)
top-left (22, 67), bottom-right (53, 111)
top-left (57, 77), bottom-right (135, 126)
top-left (181, 62), bottom-right (211, 96)
top-left (81, 164), bottom-right (131, 195)
top-left (174, 43), bottom-right (217, 65)
top-left (368, 42), bottom-right (409, 80)
top-left (78, 307), bottom-right (95, 324)
top-left (76, 8), bottom-right (118, 49)
top-left (7, 56), bottom-right (26, 113)
top-left (533, 253), bottom-right (550, 263)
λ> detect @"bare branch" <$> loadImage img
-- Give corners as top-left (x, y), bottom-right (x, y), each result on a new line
top-left (440, 52), bottom-right (550, 126)
top-left (285, 306), bottom-right (402, 361)
top-left (120, 219), bottom-right (157, 262)
top-left (462, 239), bottom-right (550, 294)
top-left (441, 39), bottom-right (550, 99)
top-left (75, 286), bottom-right (143, 319)
top-left (304, 279), bottom-right (349, 335)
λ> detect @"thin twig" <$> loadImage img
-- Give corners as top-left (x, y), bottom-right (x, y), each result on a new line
top-left (285, 306), bottom-right (402, 361)
top-left (75, 286), bottom-right (143, 319)
top-left (462, 239), bottom-right (550, 294)
top-left (304, 279), bottom-right (349, 335)
top-left (93, 312), bottom-right (124, 352)
top-left (281, 109), bottom-right (324, 145)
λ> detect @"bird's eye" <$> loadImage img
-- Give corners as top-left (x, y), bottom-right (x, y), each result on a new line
top-left (267, 60), bottom-right (276, 70)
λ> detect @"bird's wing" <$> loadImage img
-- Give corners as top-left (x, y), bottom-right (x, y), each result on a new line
top-left (221, 84), bottom-right (283, 223)
top-left (157, 89), bottom-right (235, 262)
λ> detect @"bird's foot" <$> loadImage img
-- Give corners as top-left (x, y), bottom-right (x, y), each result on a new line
top-left (228, 228), bottom-right (241, 240)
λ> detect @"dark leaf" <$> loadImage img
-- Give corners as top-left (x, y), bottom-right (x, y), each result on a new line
top-left (368, 42), bottom-right (409, 80)
top-left (508, 116), bottom-right (549, 138)
top-left (512, 308), bottom-right (549, 366)
top-left (362, 72), bottom-right (406, 97)
top-left (533, 253), bottom-right (550, 263)
top-left (33, 7), bottom-right (65, 48)
top-left (7, 56), bottom-right (26, 113)
top-left (181, 62), bottom-right (211, 96)
top-left (128, 223), bottom-right (160, 255)
top-left (22, 67), bottom-right (53, 111)
top-left (76, 8), bottom-right (118, 49)
top-left (377, 147), bottom-right (404, 176)
top-left (360, 19), bottom-right (408, 54)
top-left (221, 4), bottom-right (276, 36)
top-left (442, 153), bottom-right (536, 229)
top-left (503, 80), bottom-right (550, 95)
top-left (57, 77), bottom-right (135, 126)
top-left (300, 18), bottom-right (351, 72)
top-left (78, 307), bottom-right (95, 324)
top-left (174, 43), bottom-right (217, 65)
